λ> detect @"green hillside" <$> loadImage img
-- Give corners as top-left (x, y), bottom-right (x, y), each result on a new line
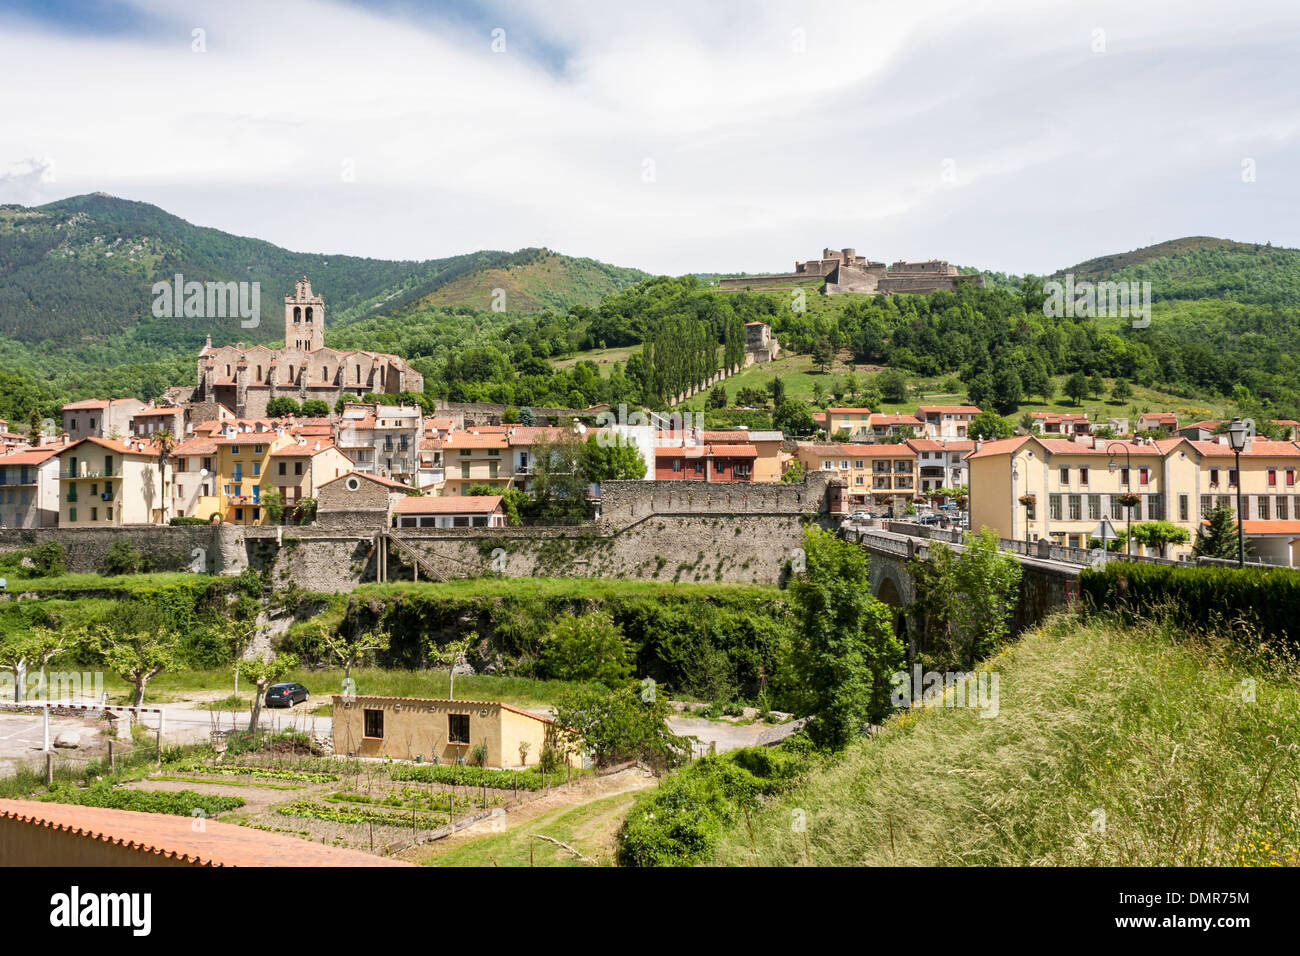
top-left (704, 615), bottom-right (1300, 866)
top-left (409, 248), bottom-right (647, 314)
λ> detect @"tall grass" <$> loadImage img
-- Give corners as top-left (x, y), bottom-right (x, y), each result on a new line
top-left (711, 613), bottom-right (1300, 866)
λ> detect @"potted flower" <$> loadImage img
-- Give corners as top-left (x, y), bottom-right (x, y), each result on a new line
top-left (1116, 492), bottom-right (1142, 508)
top-left (1017, 493), bottom-right (1036, 507)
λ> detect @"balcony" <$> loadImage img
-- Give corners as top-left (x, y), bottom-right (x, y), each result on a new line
top-left (61, 468), bottom-right (117, 480)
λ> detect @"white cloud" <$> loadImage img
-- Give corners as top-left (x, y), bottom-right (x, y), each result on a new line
top-left (0, 0), bottom-right (1297, 276)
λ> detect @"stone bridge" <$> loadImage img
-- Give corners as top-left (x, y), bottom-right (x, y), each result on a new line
top-left (841, 521), bottom-right (1096, 638)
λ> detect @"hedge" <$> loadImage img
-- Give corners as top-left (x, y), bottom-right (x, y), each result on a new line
top-left (1079, 561), bottom-right (1300, 643)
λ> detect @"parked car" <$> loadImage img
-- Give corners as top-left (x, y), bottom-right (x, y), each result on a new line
top-left (265, 682), bottom-right (309, 708)
top-left (849, 510), bottom-right (871, 521)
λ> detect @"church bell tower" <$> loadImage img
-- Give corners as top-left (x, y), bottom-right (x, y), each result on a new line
top-left (285, 276), bottom-right (324, 351)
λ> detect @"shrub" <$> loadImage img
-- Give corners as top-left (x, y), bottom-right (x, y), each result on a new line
top-left (29, 541), bottom-right (65, 577)
top-left (1079, 561), bottom-right (1300, 644)
top-left (536, 610), bottom-right (632, 684)
top-left (99, 540), bottom-right (148, 576)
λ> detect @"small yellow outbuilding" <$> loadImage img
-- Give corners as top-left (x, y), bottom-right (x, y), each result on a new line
top-left (331, 695), bottom-right (579, 768)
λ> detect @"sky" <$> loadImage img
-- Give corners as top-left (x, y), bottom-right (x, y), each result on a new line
top-left (2, 0), bottom-right (1298, 277)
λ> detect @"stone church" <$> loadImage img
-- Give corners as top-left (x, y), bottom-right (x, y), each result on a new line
top-left (185, 278), bottom-right (423, 418)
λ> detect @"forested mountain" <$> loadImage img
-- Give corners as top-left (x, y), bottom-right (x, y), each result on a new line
top-left (0, 194), bottom-right (645, 420)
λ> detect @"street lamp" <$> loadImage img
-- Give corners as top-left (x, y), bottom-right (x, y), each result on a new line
top-left (1106, 441), bottom-right (1134, 558)
top-left (1227, 417), bottom-right (1249, 568)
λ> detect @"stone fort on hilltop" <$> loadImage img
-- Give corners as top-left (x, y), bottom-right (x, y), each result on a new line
top-left (174, 277), bottom-right (424, 418)
top-left (718, 247), bottom-right (984, 296)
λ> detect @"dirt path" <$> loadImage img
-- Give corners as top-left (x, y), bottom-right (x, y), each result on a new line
top-left (397, 767), bottom-right (655, 864)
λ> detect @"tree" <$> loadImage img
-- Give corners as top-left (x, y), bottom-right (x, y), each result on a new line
top-left (992, 366), bottom-right (1023, 414)
top-left (773, 399), bottom-right (816, 437)
top-left (966, 371), bottom-right (995, 411)
top-left (810, 381), bottom-right (827, 405)
top-left (518, 406), bottom-right (536, 426)
top-left (877, 368), bottom-right (908, 404)
top-left (90, 623), bottom-right (181, 709)
top-left (950, 529), bottom-right (1022, 668)
top-left (265, 397), bottom-right (301, 418)
top-left (1088, 372), bottom-right (1106, 399)
top-left (1129, 520), bottom-right (1190, 558)
top-left (769, 376), bottom-right (786, 407)
top-left (735, 386), bottom-right (768, 408)
top-left (242, 652), bottom-right (300, 730)
top-left (812, 337), bottom-right (835, 372)
top-left (788, 527), bottom-right (904, 749)
top-left (469, 483), bottom-right (528, 525)
top-left (27, 408), bottom-right (41, 446)
top-left (154, 427), bottom-right (176, 522)
top-left (0, 627), bottom-right (69, 703)
top-left (1111, 378), bottom-right (1133, 402)
top-left (261, 486), bottom-right (285, 524)
top-left (552, 684), bottom-right (690, 769)
top-left (98, 540), bottom-right (148, 575)
top-left (1194, 505), bottom-right (1246, 560)
top-left (782, 460), bottom-right (805, 483)
top-left (531, 433), bottom-right (590, 521)
top-left (706, 383), bottom-right (728, 409)
top-left (537, 610), bottom-right (632, 684)
top-left (1065, 371), bottom-right (1090, 405)
top-left (969, 410), bottom-right (1014, 440)
top-left (581, 433), bottom-right (646, 482)
top-left (429, 634), bottom-right (475, 701)
top-left (300, 399), bottom-right (330, 417)
top-left (313, 625), bottom-right (389, 684)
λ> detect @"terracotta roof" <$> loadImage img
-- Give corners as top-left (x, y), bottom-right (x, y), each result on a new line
top-left (271, 440), bottom-right (339, 457)
top-left (172, 437), bottom-right (219, 456)
top-left (0, 449), bottom-right (59, 465)
top-left (444, 432), bottom-right (508, 450)
top-left (333, 695), bottom-right (551, 723)
top-left (0, 798), bottom-right (410, 866)
top-left (317, 470), bottom-right (409, 491)
top-left (916, 405), bottom-right (981, 414)
top-left (827, 407), bottom-right (874, 415)
top-left (798, 442), bottom-right (914, 456)
top-left (395, 495), bottom-right (502, 514)
top-left (1241, 520), bottom-right (1300, 535)
top-left (699, 430), bottom-right (781, 443)
top-left (132, 407), bottom-right (182, 417)
top-left (1190, 439), bottom-right (1300, 458)
top-left (869, 414), bottom-right (922, 427)
top-left (54, 436), bottom-right (161, 457)
top-left (655, 445), bottom-right (706, 458)
top-left (61, 399), bottom-right (109, 410)
top-left (709, 443), bottom-right (757, 458)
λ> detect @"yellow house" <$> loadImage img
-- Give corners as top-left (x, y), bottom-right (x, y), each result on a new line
top-left (825, 407), bottom-right (874, 437)
top-left (332, 695), bottom-right (580, 768)
top-left (441, 429), bottom-right (511, 495)
top-left (966, 434), bottom-right (1300, 563)
top-left (701, 430), bottom-right (785, 482)
top-left (210, 422), bottom-right (294, 525)
top-left (796, 442), bottom-right (917, 510)
top-left (54, 436), bottom-right (166, 526)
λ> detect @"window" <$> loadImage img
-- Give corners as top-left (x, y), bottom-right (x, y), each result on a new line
top-left (854, 476), bottom-right (864, 485)
top-left (1148, 494), bottom-right (1164, 520)
top-left (672, 460), bottom-right (682, 473)
top-left (1138, 467), bottom-right (1150, 486)
top-left (1079, 466), bottom-right (1089, 486)
top-left (252, 462), bottom-right (261, 476)
top-left (1279, 497), bottom-right (1289, 520)
top-left (1228, 468), bottom-right (1238, 487)
top-left (68, 507), bottom-right (76, 522)
top-left (254, 444), bottom-right (263, 454)
top-left (1121, 467), bottom-right (1130, 486)
top-left (1088, 494), bottom-right (1100, 520)
top-left (1049, 494), bottom-right (1062, 520)
top-left (1200, 494), bottom-right (1212, 517)
top-left (364, 709), bottom-right (384, 739)
top-left (231, 446), bottom-right (240, 455)
top-left (235, 508), bottom-right (244, 521)
top-left (1179, 494), bottom-right (1189, 522)
top-left (1110, 496), bottom-right (1124, 520)
top-left (279, 462), bottom-right (287, 475)
top-left (1068, 495), bottom-right (1081, 520)
top-left (461, 463), bottom-right (470, 479)
top-left (1059, 466), bottom-right (1069, 485)
top-left (1240, 497), bottom-right (1250, 520)
top-left (1210, 468), bottom-right (1220, 486)
top-left (1268, 469), bottom-right (1277, 487)
top-left (448, 713), bottom-right (470, 744)
top-left (1286, 468), bottom-right (1297, 486)
top-left (854, 460), bottom-right (864, 469)
top-left (1259, 497), bottom-right (1270, 521)
top-left (294, 462), bottom-right (303, 476)
top-left (840, 460), bottom-right (849, 470)
top-left (91, 507), bottom-right (98, 521)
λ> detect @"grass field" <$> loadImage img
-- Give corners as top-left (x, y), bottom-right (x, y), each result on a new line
top-left (419, 789), bottom-right (642, 866)
top-left (709, 614), bottom-right (1300, 866)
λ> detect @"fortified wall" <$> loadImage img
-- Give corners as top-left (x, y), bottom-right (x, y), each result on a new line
top-left (0, 475), bottom-right (836, 593)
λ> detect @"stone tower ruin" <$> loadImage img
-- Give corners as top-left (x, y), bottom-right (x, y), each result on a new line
top-left (285, 276), bottom-right (325, 351)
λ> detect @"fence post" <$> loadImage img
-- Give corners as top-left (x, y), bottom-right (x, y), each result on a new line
top-left (108, 740), bottom-right (114, 773)
top-left (155, 725), bottom-right (162, 764)
top-left (45, 752), bottom-right (53, 785)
